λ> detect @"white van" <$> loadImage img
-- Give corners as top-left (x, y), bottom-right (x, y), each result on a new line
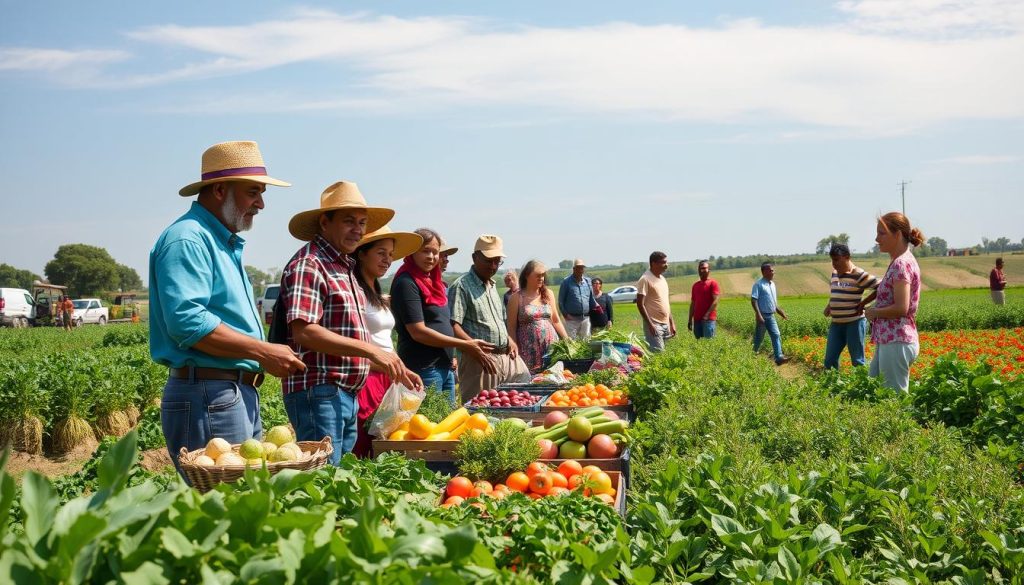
top-left (0, 288), bottom-right (36, 328)
top-left (256, 284), bottom-right (280, 326)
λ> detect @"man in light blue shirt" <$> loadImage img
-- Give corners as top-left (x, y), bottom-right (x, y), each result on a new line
top-left (150, 141), bottom-right (304, 477)
top-left (750, 262), bottom-right (790, 365)
top-left (558, 258), bottom-right (597, 339)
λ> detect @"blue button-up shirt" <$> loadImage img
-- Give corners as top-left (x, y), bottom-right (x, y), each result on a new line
top-left (751, 278), bottom-right (778, 316)
top-left (149, 201), bottom-right (264, 371)
top-left (558, 275), bottom-right (596, 317)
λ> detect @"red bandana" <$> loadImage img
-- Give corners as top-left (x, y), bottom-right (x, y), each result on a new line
top-left (395, 256), bottom-right (448, 307)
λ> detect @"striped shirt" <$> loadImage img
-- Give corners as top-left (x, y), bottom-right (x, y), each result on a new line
top-left (828, 266), bottom-right (880, 324)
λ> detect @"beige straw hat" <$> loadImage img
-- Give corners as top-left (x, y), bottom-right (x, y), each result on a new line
top-left (288, 181), bottom-right (395, 241)
top-left (357, 225), bottom-right (424, 259)
top-left (439, 240), bottom-right (459, 256)
top-left (473, 234), bottom-right (505, 258)
top-left (179, 141), bottom-right (290, 196)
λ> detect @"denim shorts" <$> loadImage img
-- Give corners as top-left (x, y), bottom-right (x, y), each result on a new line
top-left (161, 377), bottom-right (262, 480)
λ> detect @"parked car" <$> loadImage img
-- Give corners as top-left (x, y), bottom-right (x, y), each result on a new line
top-left (0, 287), bottom-right (35, 328)
top-left (607, 285), bottom-right (638, 303)
top-left (72, 298), bottom-right (109, 326)
top-left (257, 284), bottom-right (280, 326)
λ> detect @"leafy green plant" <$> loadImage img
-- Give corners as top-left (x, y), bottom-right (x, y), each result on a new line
top-left (417, 385), bottom-right (455, 422)
top-left (454, 421), bottom-right (541, 482)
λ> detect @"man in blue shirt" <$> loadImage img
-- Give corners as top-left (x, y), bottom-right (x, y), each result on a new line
top-left (750, 262), bottom-right (790, 365)
top-left (558, 258), bottom-right (597, 339)
top-left (150, 141), bottom-right (305, 477)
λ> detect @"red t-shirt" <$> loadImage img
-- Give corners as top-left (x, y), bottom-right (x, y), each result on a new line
top-left (690, 278), bottom-right (721, 321)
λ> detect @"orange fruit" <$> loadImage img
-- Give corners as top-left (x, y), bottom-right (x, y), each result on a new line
top-left (526, 461), bottom-right (550, 478)
top-left (595, 493), bottom-right (615, 505)
top-left (549, 471), bottom-right (568, 488)
top-left (569, 474), bottom-right (586, 490)
top-left (557, 460), bottom-right (583, 479)
top-left (547, 486), bottom-right (569, 497)
top-left (530, 471), bottom-right (553, 495)
top-left (581, 465), bottom-right (603, 477)
top-left (506, 472), bottom-right (530, 492)
top-left (474, 480), bottom-right (493, 493)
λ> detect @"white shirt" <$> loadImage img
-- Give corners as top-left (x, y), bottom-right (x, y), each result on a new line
top-left (364, 303), bottom-right (395, 352)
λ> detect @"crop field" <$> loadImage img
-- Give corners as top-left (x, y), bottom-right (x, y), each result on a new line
top-left (4, 274), bottom-right (1024, 581)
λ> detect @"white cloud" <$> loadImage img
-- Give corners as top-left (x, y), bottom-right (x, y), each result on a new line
top-left (0, 47), bottom-right (128, 71)
top-left (930, 154), bottom-right (1023, 164)
top-left (838, 0), bottom-right (1024, 37)
top-left (4, 4), bottom-right (1024, 133)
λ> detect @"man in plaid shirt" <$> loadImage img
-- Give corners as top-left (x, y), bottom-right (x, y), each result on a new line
top-left (280, 182), bottom-right (421, 462)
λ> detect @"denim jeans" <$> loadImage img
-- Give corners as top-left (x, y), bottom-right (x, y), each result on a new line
top-left (824, 318), bottom-right (868, 369)
top-left (283, 383), bottom-right (357, 465)
top-left (161, 377), bottom-right (262, 481)
top-left (753, 315), bottom-right (784, 362)
top-left (417, 365), bottom-right (457, 405)
top-left (693, 319), bottom-right (717, 339)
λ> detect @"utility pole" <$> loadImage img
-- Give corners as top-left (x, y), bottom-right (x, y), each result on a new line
top-left (897, 180), bottom-right (911, 214)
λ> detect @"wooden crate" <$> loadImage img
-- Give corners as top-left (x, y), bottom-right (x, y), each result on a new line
top-left (372, 439), bottom-right (458, 461)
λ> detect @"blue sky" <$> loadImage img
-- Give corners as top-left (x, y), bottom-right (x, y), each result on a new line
top-left (2, 1), bottom-right (1022, 280)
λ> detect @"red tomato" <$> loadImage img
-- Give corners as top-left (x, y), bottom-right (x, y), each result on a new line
top-left (446, 476), bottom-right (474, 499)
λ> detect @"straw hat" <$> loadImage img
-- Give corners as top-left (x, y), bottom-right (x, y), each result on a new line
top-left (439, 240), bottom-right (458, 256)
top-left (179, 141), bottom-right (290, 196)
top-left (357, 225), bottom-right (423, 259)
top-left (288, 181), bottom-right (395, 241)
top-left (573, 258), bottom-right (586, 267)
top-left (473, 234), bottom-right (505, 258)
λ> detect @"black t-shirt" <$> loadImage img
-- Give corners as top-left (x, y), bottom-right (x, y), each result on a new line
top-left (390, 272), bottom-right (455, 370)
top-left (590, 293), bottom-right (613, 328)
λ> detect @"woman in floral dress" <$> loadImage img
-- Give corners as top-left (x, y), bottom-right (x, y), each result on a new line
top-left (506, 260), bottom-right (569, 373)
top-left (865, 211), bottom-right (924, 392)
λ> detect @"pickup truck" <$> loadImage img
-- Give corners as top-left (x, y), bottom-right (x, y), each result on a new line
top-left (72, 298), bottom-right (109, 326)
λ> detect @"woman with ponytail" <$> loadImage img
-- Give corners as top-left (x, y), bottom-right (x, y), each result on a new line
top-left (865, 212), bottom-right (924, 391)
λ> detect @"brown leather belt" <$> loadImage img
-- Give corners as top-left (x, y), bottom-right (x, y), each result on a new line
top-left (169, 366), bottom-right (264, 388)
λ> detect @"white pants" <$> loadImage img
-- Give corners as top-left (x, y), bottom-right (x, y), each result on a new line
top-left (563, 316), bottom-right (591, 339)
top-left (869, 341), bottom-right (919, 392)
top-left (991, 290), bottom-right (1005, 305)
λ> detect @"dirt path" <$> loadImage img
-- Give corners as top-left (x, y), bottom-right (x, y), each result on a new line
top-left (5, 443), bottom-right (173, 482)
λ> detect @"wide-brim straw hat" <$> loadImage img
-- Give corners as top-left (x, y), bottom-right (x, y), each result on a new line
top-left (288, 181), bottom-right (394, 241)
top-left (179, 141), bottom-right (290, 196)
top-left (357, 225), bottom-right (423, 259)
top-left (439, 240), bottom-right (459, 256)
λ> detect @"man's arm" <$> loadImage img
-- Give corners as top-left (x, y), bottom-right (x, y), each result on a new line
top-left (705, 294), bottom-right (720, 320)
top-left (290, 320), bottom-right (419, 389)
top-left (451, 322), bottom-right (498, 375)
top-left (636, 293), bottom-right (656, 336)
top-left (751, 297), bottom-right (764, 323)
top-left (687, 287), bottom-right (695, 330)
top-left (193, 324), bottom-right (305, 378)
top-left (557, 278), bottom-right (569, 315)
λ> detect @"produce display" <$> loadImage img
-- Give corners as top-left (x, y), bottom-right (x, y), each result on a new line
top-left (191, 424), bottom-right (307, 466)
top-left (527, 407), bottom-right (629, 459)
top-left (386, 408), bottom-right (492, 440)
top-left (546, 383), bottom-right (628, 407)
top-left (465, 388), bottom-right (543, 409)
top-left (441, 461), bottom-right (618, 507)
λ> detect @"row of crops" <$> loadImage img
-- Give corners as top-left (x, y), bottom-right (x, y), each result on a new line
top-left (0, 325), bottom-right (164, 454)
top-left (3, 332), bottom-right (1024, 581)
top-left (714, 287), bottom-right (1024, 337)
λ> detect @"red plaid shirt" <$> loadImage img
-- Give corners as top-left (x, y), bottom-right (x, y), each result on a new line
top-left (281, 234), bottom-right (370, 395)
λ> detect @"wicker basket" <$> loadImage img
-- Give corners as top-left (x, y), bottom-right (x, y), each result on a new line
top-left (178, 436), bottom-right (333, 493)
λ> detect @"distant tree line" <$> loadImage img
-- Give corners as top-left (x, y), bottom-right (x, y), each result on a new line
top-left (0, 244), bottom-right (142, 297)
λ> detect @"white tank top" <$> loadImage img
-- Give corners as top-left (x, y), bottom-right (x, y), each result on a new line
top-left (364, 302), bottom-right (395, 352)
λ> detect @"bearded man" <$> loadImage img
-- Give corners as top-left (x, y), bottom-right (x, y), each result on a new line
top-left (149, 141), bottom-right (305, 479)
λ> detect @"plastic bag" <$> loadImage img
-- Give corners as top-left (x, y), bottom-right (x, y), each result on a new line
top-left (369, 382), bottom-right (424, 439)
top-left (531, 362), bottom-right (569, 384)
